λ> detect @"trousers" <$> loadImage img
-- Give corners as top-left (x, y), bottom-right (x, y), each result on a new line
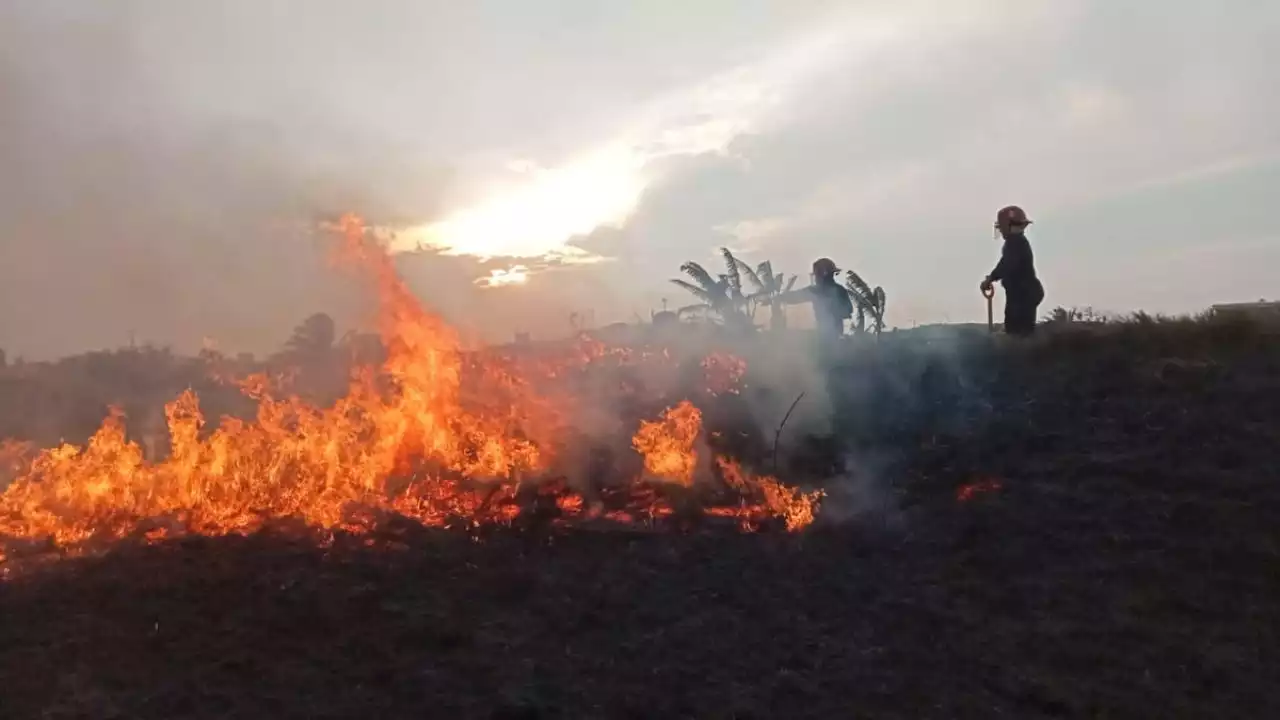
top-left (1004, 281), bottom-right (1044, 336)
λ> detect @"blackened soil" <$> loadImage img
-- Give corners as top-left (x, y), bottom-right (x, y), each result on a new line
top-left (2, 325), bottom-right (1279, 719)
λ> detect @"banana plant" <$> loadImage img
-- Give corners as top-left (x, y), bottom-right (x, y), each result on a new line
top-left (669, 248), bottom-right (754, 329)
top-left (844, 271), bottom-right (887, 335)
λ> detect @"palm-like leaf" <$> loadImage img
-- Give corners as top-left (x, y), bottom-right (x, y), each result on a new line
top-left (844, 270), bottom-right (887, 335)
top-left (674, 259), bottom-right (749, 326)
top-left (679, 262), bottom-right (720, 293)
top-left (744, 265), bottom-right (789, 301)
top-left (732, 257), bottom-right (764, 293)
top-left (719, 248), bottom-right (744, 299)
top-left (754, 261), bottom-right (774, 291)
top-left (845, 271), bottom-right (874, 303)
top-left (669, 279), bottom-right (717, 305)
top-left (676, 254), bottom-right (802, 331)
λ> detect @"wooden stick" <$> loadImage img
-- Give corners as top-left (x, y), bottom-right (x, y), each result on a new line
top-left (772, 392), bottom-right (806, 473)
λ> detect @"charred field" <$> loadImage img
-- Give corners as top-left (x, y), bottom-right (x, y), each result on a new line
top-left (2, 317), bottom-right (1277, 719)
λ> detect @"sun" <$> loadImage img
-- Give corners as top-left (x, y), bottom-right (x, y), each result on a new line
top-left (386, 14), bottom-right (896, 277)
top-left (395, 144), bottom-right (646, 262)
top-left (475, 265), bottom-right (530, 288)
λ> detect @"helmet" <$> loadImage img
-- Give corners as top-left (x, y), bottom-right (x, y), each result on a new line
top-left (812, 257), bottom-right (839, 277)
top-left (995, 205), bottom-right (1032, 230)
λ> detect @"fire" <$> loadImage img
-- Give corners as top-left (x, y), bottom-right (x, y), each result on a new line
top-left (701, 352), bottom-right (747, 395)
top-left (631, 401), bottom-right (703, 486)
top-left (0, 214), bottom-right (820, 560)
top-left (716, 458), bottom-right (823, 532)
top-left (956, 478), bottom-right (1002, 502)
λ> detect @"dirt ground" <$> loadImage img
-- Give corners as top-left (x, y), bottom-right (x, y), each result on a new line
top-left (2, 321), bottom-right (1279, 719)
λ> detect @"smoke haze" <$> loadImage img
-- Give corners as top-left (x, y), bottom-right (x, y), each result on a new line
top-left (3, 2), bottom-right (1278, 358)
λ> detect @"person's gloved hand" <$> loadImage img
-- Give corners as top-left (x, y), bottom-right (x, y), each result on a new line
top-left (980, 278), bottom-right (994, 294)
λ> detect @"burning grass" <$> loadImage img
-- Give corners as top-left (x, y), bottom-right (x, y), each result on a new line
top-left (0, 216), bottom-right (819, 563)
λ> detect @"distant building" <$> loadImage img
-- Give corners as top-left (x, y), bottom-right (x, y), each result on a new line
top-left (1211, 300), bottom-right (1280, 322)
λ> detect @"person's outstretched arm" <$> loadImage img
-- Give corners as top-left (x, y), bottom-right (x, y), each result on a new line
top-left (775, 287), bottom-right (814, 306)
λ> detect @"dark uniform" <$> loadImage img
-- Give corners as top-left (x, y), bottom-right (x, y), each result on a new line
top-left (984, 206), bottom-right (1045, 336)
top-left (806, 258), bottom-right (853, 345)
top-left (776, 257), bottom-right (853, 382)
top-left (810, 280), bottom-right (853, 340)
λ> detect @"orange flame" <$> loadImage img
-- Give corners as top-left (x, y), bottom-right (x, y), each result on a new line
top-left (631, 401), bottom-right (703, 486)
top-left (0, 214), bottom-right (819, 558)
top-left (716, 457), bottom-right (823, 532)
top-left (956, 478), bottom-right (1003, 502)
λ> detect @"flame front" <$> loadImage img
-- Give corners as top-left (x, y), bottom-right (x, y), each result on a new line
top-left (0, 215), bottom-right (819, 557)
top-left (632, 401), bottom-right (702, 486)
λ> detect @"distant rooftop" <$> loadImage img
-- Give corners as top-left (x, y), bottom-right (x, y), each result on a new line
top-left (1212, 300), bottom-right (1279, 311)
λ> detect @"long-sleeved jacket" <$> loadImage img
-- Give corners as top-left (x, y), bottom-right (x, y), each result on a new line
top-left (989, 233), bottom-right (1043, 301)
top-left (777, 281), bottom-right (853, 337)
top-left (808, 281), bottom-right (853, 337)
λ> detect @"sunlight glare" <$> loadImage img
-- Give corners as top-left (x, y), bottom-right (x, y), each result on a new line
top-left (399, 145), bottom-right (645, 261)
top-left (475, 265), bottom-right (531, 288)
top-left (389, 8), bottom-right (919, 280)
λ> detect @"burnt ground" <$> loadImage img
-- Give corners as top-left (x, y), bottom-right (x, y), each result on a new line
top-left (2, 321), bottom-right (1280, 719)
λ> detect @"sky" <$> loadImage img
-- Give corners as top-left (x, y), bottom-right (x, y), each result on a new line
top-left (2, 1), bottom-right (1278, 358)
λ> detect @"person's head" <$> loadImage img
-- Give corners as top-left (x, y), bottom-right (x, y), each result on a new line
top-left (812, 257), bottom-right (839, 284)
top-left (994, 205), bottom-right (1032, 239)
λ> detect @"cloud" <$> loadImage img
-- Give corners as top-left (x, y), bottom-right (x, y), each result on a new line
top-left (593, 0), bottom-right (1280, 326)
top-left (1, 0), bottom-right (1278, 357)
top-left (387, 2), bottom-right (954, 272)
top-left (474, 266), bottom-right (531, 288)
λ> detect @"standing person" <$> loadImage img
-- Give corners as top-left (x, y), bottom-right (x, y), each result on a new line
top-left (982, 205), bottom-right (1045, 337)
top-left (776, 257), bottom-right (855, 436)
top-left (809, 258), bottom-right (854, 341)
top-left (780, 258), bottom-right (854, 342)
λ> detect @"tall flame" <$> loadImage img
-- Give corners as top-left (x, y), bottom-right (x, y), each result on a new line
top-left (0, 214), bottom-right (819, 559)
top-left (632, 401), bottom-right (703, 487)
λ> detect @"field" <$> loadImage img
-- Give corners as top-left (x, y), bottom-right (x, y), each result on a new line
top-left (1, 317), bottom-right (1279, 719)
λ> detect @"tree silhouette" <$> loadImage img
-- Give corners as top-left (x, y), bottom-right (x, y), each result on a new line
top-left (736, 259), bottom-right (797, 331)
top-left (844, 271), bottom-right (887, 335)
top-left (285, 312), bottom-right (336, 357)
top-left (669, 248), bottom-right (754, 329)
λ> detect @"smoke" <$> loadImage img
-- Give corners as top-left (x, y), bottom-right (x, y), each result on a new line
top-left (0, 4), bottom-right (607, 360)
top-left (706, 323), bottom-right (1001, 529)
top-left (0, 10), bottom-right (352, 357)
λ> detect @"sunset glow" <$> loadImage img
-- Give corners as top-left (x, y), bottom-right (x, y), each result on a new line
top-left (389, 16), bottom-right (890, 280)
